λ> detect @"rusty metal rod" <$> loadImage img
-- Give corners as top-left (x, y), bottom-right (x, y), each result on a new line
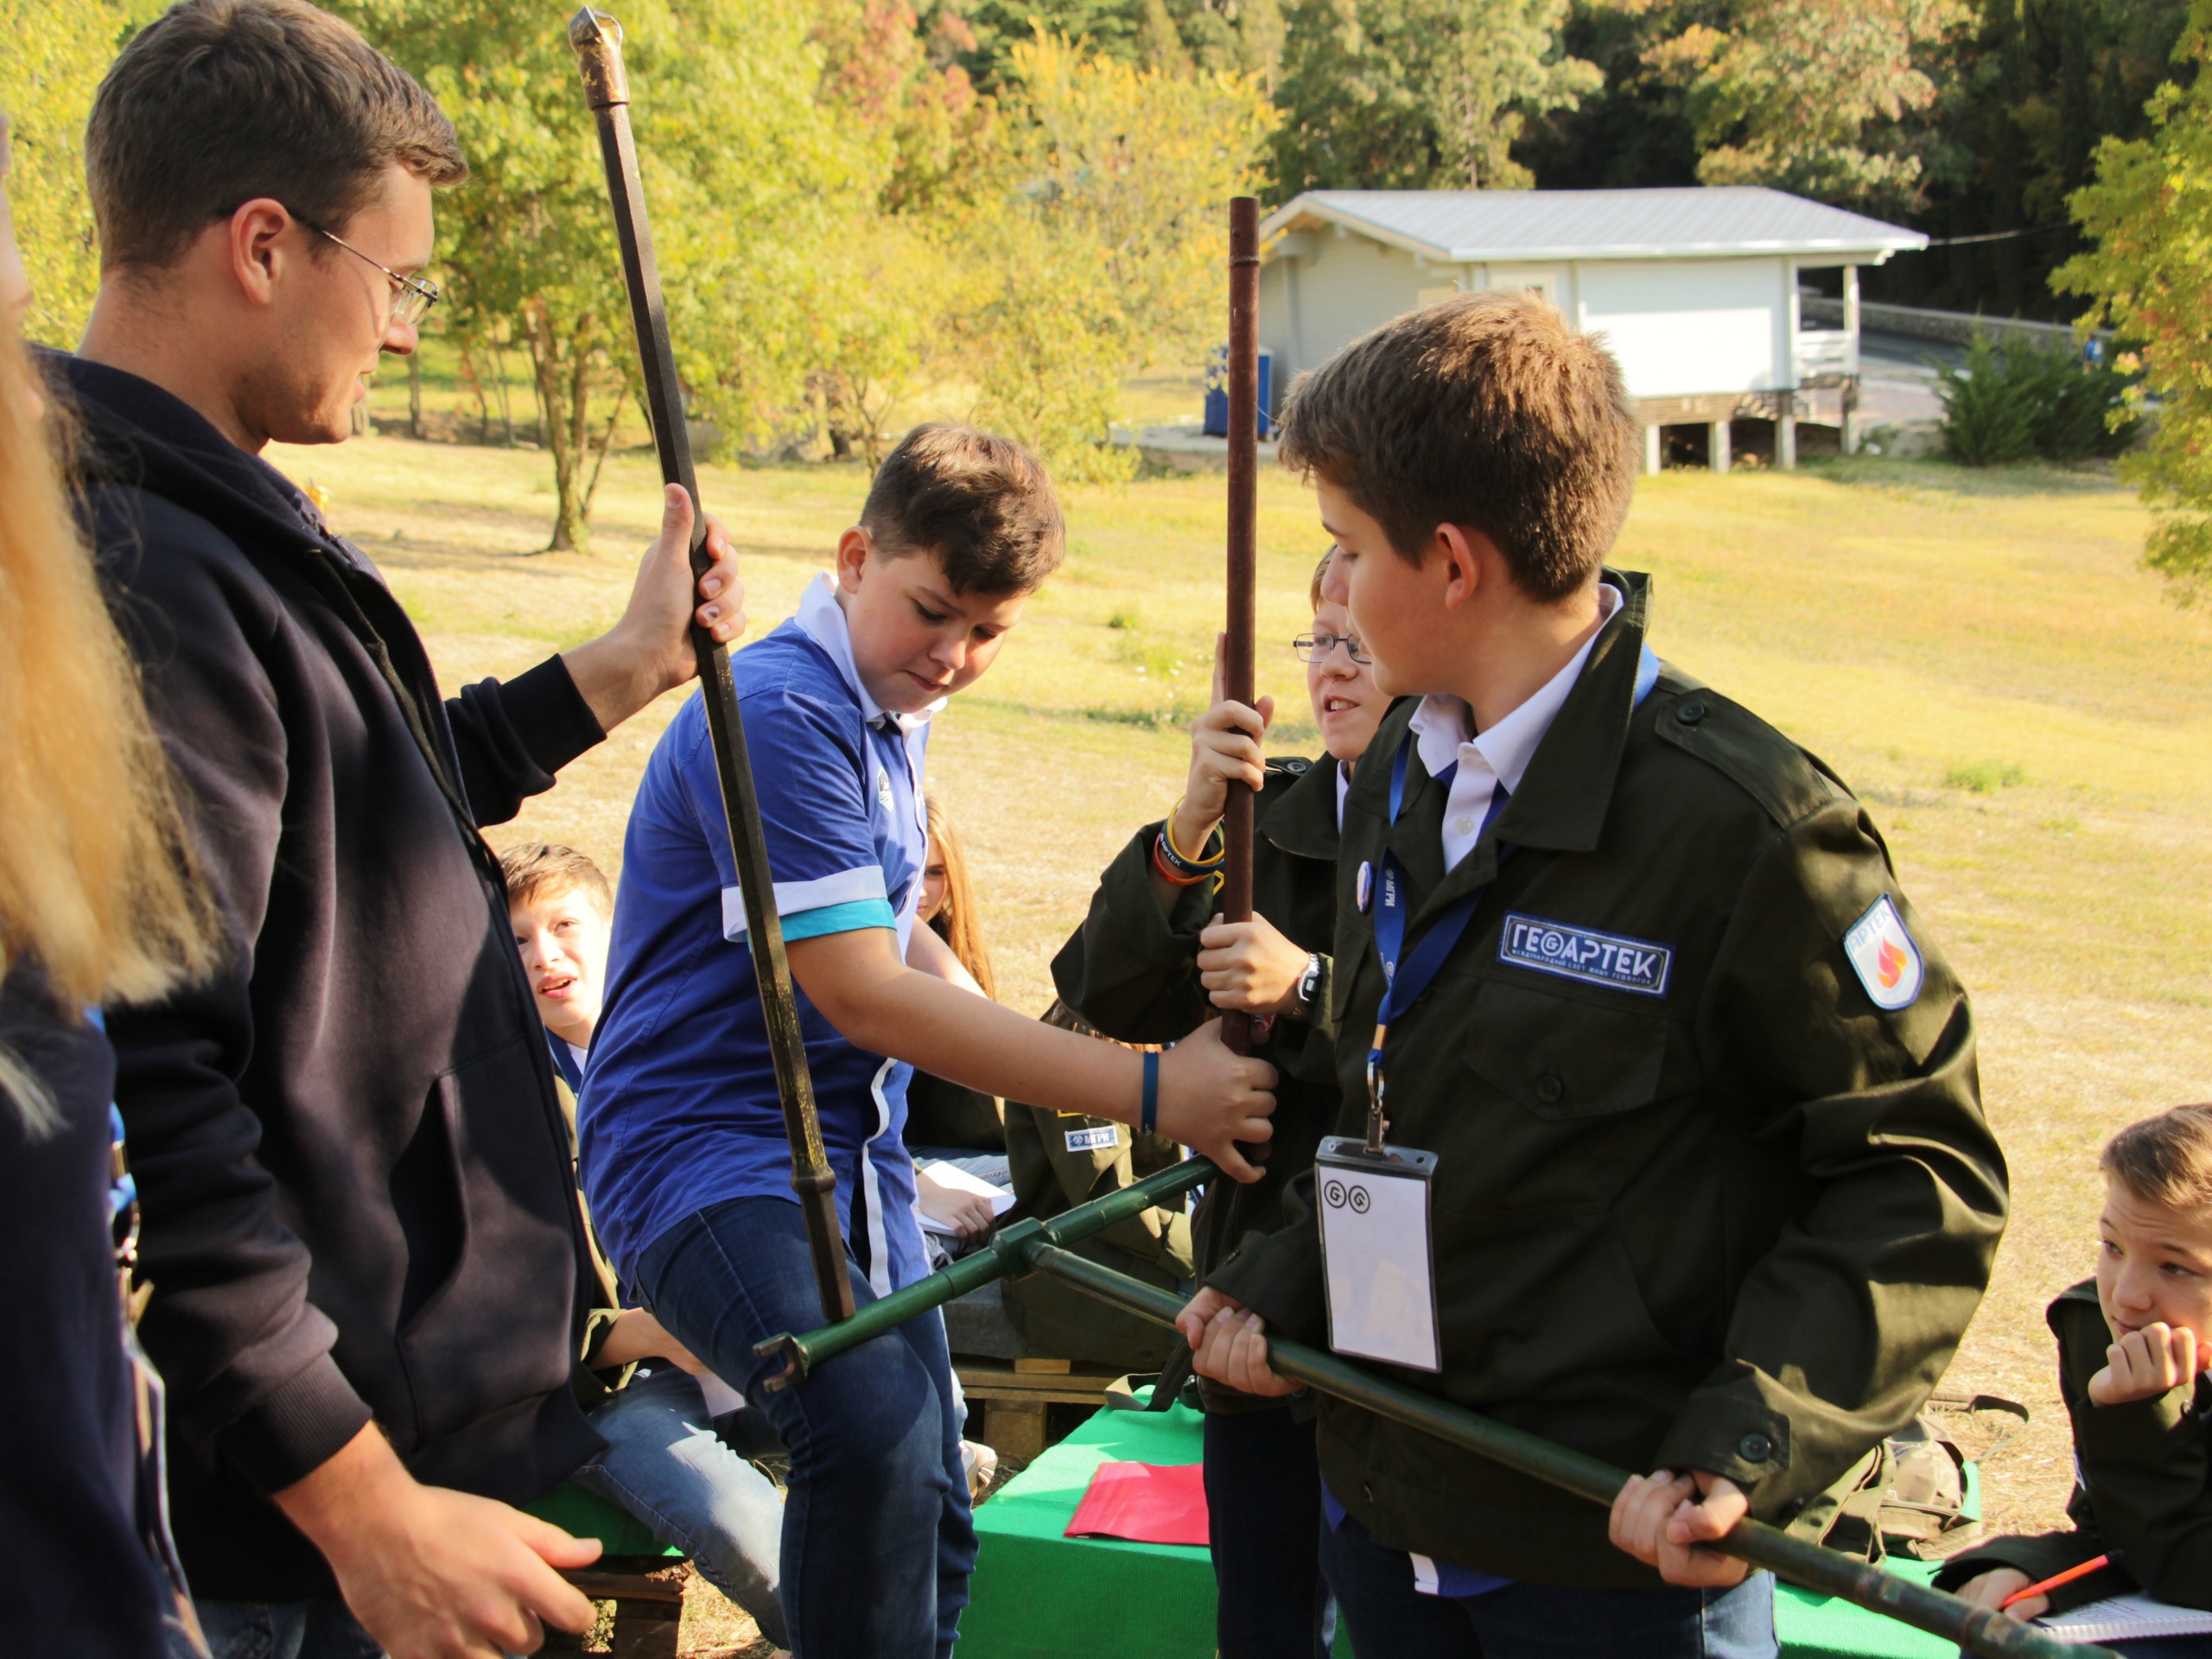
top-left (569, 8), bottom-right (853, 1325)
top-left (1220, 197), bottom-right (1262, 1093)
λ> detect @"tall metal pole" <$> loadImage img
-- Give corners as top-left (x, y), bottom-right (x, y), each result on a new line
top-left (1220, 196), bottom-right (1262, 1075)
top-left (569, 9), bottom-right (854, 1325)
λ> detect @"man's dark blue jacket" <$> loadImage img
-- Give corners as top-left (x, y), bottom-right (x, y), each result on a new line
top-left (64, 353), bottom-right (608, 1600)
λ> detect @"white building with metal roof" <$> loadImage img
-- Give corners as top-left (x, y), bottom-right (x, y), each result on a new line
top-left (1260, 187), bottom-right (1928, 471)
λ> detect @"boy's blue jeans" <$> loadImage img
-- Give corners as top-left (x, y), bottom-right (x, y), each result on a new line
top-left (1319, 1508), bottom-right (1779, 1659)
top-left (176, 1598), bottom-right (378, 1659)
top-left (634, 1196), bottom-right (976, 1659)
top-left (575, 1366), bottom-right (789, 1649)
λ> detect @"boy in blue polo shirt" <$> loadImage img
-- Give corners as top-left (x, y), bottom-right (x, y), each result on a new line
top-left (581, 424), bottom-right (1277, 1659)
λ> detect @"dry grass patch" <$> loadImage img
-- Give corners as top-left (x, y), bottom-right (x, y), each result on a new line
top-left (270, 434), bottom-right (2212, 1554)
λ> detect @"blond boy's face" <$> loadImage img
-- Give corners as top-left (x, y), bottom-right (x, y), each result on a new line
top-left (1306, 596), bottom-right (1387, 766)
top-left (836, 528), bottom-right (1028, 715)
top-left (2095, 1174), bottom-right (2212, 1351)
top-left (510, 885), bottom-right (611, 1049)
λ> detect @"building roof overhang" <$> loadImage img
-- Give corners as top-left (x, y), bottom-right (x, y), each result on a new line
top-left (1263, 188), bottom-right (1928, 267)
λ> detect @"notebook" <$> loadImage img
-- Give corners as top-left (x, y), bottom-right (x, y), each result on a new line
top-left (2041, 1592), bottom-right (2212, 1643)
top-left (915, 1159), bottom-right (1016, 1237)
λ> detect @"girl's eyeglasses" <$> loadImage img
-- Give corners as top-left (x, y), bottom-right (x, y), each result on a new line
top-left (1293, 632), bottom-right (1371, 665)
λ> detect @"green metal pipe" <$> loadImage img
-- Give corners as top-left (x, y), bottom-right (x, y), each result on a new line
top-left (1026, 1245), bottom-right (2117, 1659)
top-left (753, 1156), bottom-right (1216, 1389)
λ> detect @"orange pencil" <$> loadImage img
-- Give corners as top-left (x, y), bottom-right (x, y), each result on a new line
top-left (2000, 1554), bottom-right (2112, 1611)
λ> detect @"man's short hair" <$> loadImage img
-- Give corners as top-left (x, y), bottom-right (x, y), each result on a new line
top-left (87, 0), bottom-right (466, 275)
top-left (861, 423), bottom-right (1064, 596)
top-left (1277, 290), bottom-right (1640, 603)
top-left (2102, 1103), bottom-right (2212, 1213)
top-left (500, 843), bottom-right (613, 925)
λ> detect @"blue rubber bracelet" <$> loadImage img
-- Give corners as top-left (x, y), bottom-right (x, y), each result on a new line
top-left (1141, 1051), bottom-right (1160, 1138)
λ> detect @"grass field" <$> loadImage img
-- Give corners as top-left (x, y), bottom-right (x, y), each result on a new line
top-left (270, 427), bottom-right (2212, 1647)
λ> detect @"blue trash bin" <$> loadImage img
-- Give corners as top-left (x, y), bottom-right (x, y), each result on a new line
top-left (1203, 346), bottom-right (1273, 438)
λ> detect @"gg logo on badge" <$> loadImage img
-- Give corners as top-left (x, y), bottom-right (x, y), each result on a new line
top-left (1323, 1178), bottom-right (1372, 1214)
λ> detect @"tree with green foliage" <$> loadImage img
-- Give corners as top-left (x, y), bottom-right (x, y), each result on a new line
top-left (2059, 0), bottom-right (2212, 601)
top-left (0, 0), bottom-right (161, 346)
top-left (333, 0), bottom-right (873, 550)
top-left (1270, 0), bottom-right (1597, 191)
top-left (969, 31), bottom-right (1274, 480)
top-left (1645, 0), bottom-right (1964, 203)
top-left (950, 0), bottom-right (1285, 88)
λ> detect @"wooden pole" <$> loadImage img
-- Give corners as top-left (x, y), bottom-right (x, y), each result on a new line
top-left (569, 8), bottom-right (855, 1326)
top-left (1221, 196), bottom-right (1261, 1071)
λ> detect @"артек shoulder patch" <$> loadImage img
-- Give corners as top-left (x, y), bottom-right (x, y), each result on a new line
top-left (1842, 895), bottom-right (1923, 1011)
top-left (1499, 913), bottom-right (1672, 997)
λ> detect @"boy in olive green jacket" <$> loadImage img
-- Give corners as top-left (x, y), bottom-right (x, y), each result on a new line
top-left (1177, 290), bottom-right (2009, 1658)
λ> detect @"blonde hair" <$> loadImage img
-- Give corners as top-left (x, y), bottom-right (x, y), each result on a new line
top-left (2101, 1103), bottom-right (2212, 1213)
top-left (499, 842), bottom-right (613, 922)
top-left (924, 796), bottom-right (995, 1001)
top-left (0, 149), bottom-right (215, 1128)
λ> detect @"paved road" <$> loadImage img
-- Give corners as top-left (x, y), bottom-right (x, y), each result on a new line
top-left (1854, 327), bottom-right (1950, 424)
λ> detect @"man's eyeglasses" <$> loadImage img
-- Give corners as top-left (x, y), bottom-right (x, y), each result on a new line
top-left (298, 215), bottom-right (441, 328)
top-left (1294, 632), bottom-right (1371, 664)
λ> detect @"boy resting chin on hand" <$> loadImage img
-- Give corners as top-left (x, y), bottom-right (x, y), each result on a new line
top-left (1940, 1104), bottom-right (2212, 1630)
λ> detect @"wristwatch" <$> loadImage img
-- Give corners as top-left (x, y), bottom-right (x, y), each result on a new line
top-left (1293, 952), bottom-right (1325, 1018)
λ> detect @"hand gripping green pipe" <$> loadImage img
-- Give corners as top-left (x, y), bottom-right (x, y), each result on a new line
top-left (753, 1155), bottom-right (1215, 1388)
top-left (754, 1160), bottom-right (2119, 1659)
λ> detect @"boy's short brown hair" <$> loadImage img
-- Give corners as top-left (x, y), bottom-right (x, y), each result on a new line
top-left (1277, 290), bottom-right (1639, 603)
top-left (500, 842), bottom-right (613, 924)
top-left (861, 423), bottom-right (1064, 595)
top-left (87, 0), bottom-right (466, 275)
top-left (2102, 1103), bottom-right (2212, 1212)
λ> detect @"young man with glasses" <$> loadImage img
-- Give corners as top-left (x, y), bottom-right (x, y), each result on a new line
top-left (60, 3), bottom-right (743, 1655)
top-left (1051, 550), bottom-right (1389, 1659)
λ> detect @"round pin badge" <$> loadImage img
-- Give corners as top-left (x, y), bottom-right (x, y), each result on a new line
top-left (1356, 860), bottom-right (1373, 913)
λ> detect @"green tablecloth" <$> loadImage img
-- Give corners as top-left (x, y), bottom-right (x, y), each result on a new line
top-left (961, 1402), bottom-right (1968, 1659)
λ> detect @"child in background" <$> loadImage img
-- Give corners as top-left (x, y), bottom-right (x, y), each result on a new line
top-left (581, 424), bottom-right (1275, 1659)
top-left (1940, 1103), bottom-right (2212, 1646)
top-left (1054, 548), bottom-right (1388, 1658)
top-left (908, 796), bottom-right (1011, 1243)
top-left (906, 798), bottom-right (1007, 1154)
top-left (507, 842), bottom-right (612, 1094)
top-left (500, 843), bottom-right (791, 1651)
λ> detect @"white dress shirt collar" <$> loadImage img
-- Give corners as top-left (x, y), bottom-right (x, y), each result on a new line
top-left (1405, 582), bottom-right (1623, 869)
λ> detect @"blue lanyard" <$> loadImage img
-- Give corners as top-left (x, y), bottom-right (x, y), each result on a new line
top-left (1362, 643), bottom-right (1662, 1150)
top-left (546, 1031), bottom-right (586, 1095)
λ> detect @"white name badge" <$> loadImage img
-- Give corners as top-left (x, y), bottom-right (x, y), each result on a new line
top-left (1315, 1135), bottom-right (1441, 1372)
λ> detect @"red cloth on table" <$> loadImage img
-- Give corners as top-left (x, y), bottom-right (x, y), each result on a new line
top-left (1064, 1460), bottom-right (1211, 1548)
